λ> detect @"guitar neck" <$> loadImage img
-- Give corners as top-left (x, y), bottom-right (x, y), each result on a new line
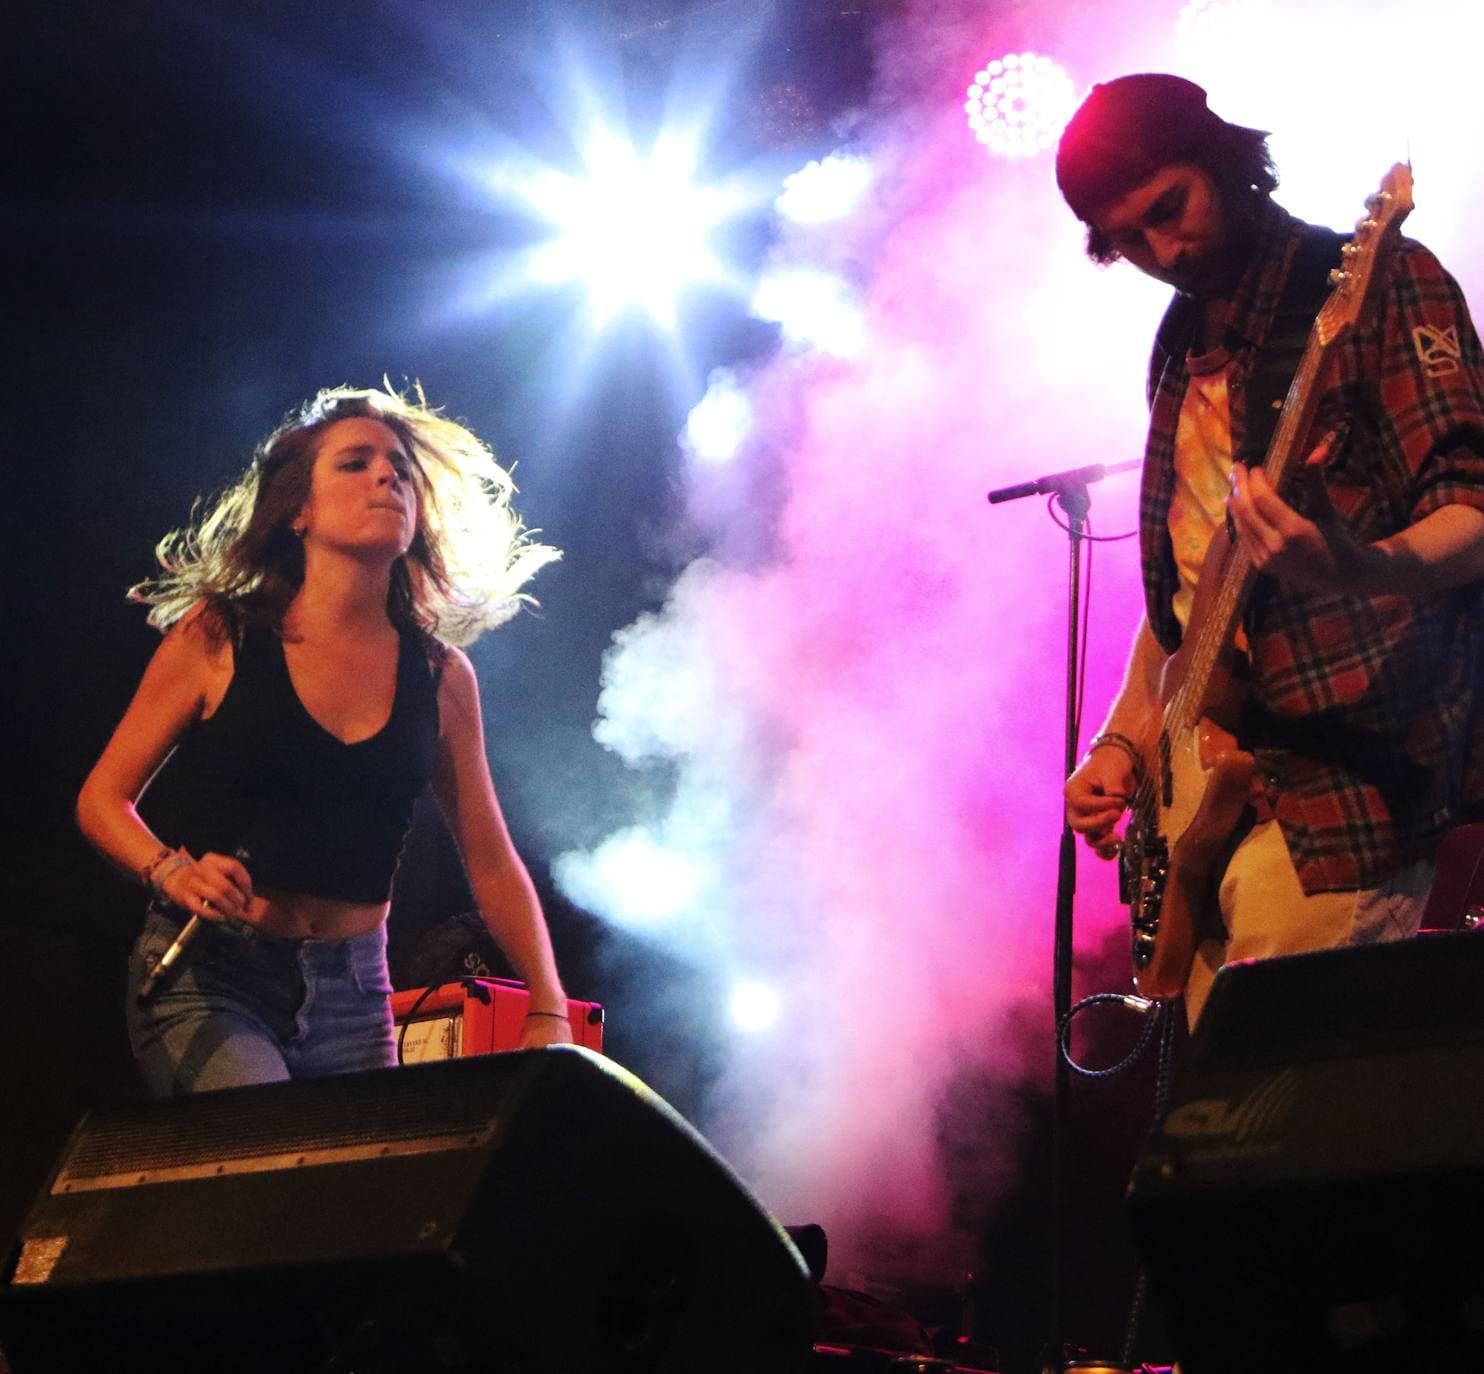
top-left (1158, 165), bottom-right (1412, 742)
top-left (1167, 330), bottom-right (1333, 733)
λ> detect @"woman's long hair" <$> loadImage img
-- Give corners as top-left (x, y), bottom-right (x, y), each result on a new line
top-left (130, 384), bottom-right (560, 649)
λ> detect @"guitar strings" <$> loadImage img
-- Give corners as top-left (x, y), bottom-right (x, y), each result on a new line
top-left (1117, 197), bottom-right (1397, 937)
top-left (1124, 332), bottom-right (1327, 837)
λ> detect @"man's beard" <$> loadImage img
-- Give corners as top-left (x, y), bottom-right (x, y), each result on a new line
top-left (1177, 198), bottom-right (1261, 299)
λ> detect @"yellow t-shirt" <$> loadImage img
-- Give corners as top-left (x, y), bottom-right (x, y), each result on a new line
top-left (1168, 347), bottom-right (1233, 632)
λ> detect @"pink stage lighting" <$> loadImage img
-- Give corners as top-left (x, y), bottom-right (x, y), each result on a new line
top-left (964, 52), bottom-right (1076, 160)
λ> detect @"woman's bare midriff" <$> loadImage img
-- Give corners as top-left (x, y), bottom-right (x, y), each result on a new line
top-left (246, 887), bottom-right (389, 941)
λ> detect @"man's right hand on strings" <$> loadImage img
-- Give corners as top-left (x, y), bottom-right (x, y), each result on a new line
top-left (1064, 743), bottom-right (1138, 860)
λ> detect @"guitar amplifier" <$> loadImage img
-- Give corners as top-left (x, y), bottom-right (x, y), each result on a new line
top-left (390, 978), bottom-right (603, 1061)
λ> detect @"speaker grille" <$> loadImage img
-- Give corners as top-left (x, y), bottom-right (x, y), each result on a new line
top-left (1, 1048), bottom-right (814, 1374)
top-left (54, 1059), bottom-right (525, 1191)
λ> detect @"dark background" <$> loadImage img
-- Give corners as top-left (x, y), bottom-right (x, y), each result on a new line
top-left (1, 4), bottom-right (1160, 1368)
top-left (3, 0), bottom-right (878, 1088)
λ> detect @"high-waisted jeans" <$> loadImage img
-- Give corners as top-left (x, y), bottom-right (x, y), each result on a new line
top-left (127, 905), bottom-right (398, 1098)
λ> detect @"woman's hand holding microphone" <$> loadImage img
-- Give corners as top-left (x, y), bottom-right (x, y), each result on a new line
top-left (145, 846), bottom-right (254, 923)
top-left (138, 847), bottom-right (256, 1002)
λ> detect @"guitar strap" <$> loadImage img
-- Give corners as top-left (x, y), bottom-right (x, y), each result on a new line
top-left (1151, 225), bottom-right (1347, 629)
top-left (1150, 226), bottom-right (1347, 464)
top-left (1235, 228), bottom-right (1350, 655)
top-left (1154, 228), bottom-right (1348, 941)
top-left (1233, 227), bottom-right (1348, 468)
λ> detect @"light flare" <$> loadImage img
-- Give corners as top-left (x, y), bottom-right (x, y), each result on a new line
top-left (550, 826), bottom-right (706, 929)
top-left (777, 154), bottom-right (876, 224)
top-left (500, 127), bottom-right (748, 329)
top-left (1174, 0), bottom-right (1274, 43)
top-left (729, 981), bottom-right (782, 1033)
top-left (684, 373), bottom-right (754, 464)
top-left (752, 268), bottom-right (866, 356)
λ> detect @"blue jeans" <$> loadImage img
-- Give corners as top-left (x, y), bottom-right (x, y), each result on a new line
top-left (127, 906), bottom-right (398, 1098)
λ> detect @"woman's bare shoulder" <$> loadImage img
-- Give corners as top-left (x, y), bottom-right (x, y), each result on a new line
top-left (431, 642), bottom-right (483, 732)
top-left (159, 600), bottom-right (237, 679)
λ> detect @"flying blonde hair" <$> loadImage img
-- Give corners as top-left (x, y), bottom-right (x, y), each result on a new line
top-left (130, 384), bottom-right (560, 649)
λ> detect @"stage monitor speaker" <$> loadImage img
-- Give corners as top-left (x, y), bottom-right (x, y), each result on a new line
top-left (0, 1046), bottom-right (813, 1374)
top-left (1127, 931), bottom-right (1484, 1374)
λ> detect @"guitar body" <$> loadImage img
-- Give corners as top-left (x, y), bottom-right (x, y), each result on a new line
top-left (1124, 717), bottom-right (1257, 999)
top-left (1121, 525), bottom-right (1258, 998)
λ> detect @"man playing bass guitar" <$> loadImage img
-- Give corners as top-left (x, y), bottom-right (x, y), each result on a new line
top-left (1056, 75), bottom-right (1484, 1026)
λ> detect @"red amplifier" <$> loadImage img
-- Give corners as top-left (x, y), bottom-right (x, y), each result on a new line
top-left (390, 978), bottom-right (604, 1062)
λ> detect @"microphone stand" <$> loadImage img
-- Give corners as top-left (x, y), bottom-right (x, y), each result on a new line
top-left (986, 456), bottom-right (1139, 1354)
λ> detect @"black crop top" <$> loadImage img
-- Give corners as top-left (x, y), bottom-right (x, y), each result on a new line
top-left (166, 624), bottom-right (441, 903)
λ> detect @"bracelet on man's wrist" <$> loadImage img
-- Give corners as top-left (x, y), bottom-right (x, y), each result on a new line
top-left (525, 1009), bottom-right (569, 1020)
top-left (1086, 731), bottom-right (1145, 775)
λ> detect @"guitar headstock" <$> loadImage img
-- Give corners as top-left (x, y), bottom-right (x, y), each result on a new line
top-left (1316, 163), bottom-right (1414, 346)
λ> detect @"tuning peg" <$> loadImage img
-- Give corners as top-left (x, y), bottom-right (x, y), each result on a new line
top-left (1329, 268), bottom-right (1352, 286)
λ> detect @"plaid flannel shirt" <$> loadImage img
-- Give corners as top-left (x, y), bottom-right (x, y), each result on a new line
top-left (1141, 202), bottom-right (1484, 893)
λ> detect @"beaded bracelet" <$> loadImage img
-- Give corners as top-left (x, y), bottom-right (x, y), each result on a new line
top-left (1086, 731), bottom-right (1145, 776)
top-left (141, 847), bottom-right (190, 895)
top-left (139, 845), bottom-right (174, 888)
top-left (153, 859), bottom-right (192, 898)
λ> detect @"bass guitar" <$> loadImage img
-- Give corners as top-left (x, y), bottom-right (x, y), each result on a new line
top-left (1118, 164), bottom-right (1415, 998)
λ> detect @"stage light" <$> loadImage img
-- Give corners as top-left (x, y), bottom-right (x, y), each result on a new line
top-left (728, 980), bottom-right (781, 1033)
top-left (1175, 0), bottom-right (1273, 44)
top-left (776, 154), bottom-right (875, 224)
top-left (964, 52), bottom-right (1076, 160)
top-left (512, 127), bottom-right (748, 329)
top-left (752, 268), bottom-right (866, 357)
top-left (684, 375), bottom-right (754, 464)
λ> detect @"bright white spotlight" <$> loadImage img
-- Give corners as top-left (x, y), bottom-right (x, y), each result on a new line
top-left (729, 980), bottom-right (782, 1033)
top-left (684, 375), bottom-right (754, 464)
top-left (752, 268), bottom-right (866, 357)
top-left (964, 52), bottom-right (1076, 160)
top-left (1175, 0), bottom-right (1274, 44)
top-left (516, 128), bottom-right (742, 329)
top-left (777, 154), bottom-right (875, 224)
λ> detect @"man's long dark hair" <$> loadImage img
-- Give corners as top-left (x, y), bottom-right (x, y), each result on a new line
top-left (1083, 125), bottom-right (1279, 265)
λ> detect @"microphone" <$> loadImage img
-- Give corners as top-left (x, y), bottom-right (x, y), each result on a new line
top-left (137, 848), bottom-right (252, 1003)
top-left (986, 457), bottom-right (1142, 505)
top-left (137, 914), bottom-right (204, 1003)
